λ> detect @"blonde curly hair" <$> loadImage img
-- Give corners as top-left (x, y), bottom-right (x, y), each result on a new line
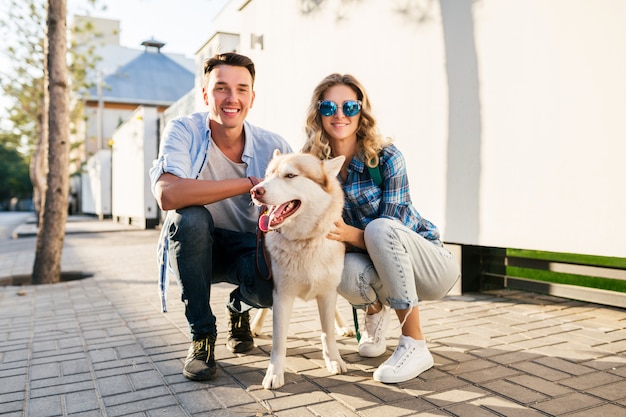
top-left (301, 73), bottom-right (390, 168)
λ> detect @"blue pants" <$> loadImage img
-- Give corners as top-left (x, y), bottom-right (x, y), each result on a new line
top-left (166, 206), bottom-right (272, 340)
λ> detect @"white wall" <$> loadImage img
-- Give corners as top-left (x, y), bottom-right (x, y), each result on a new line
top-left (111, 106), bottom-right (159, 228)
top-left (81, 150), bottom-right (111, 216)
top-left (474, 0), bottom-right (626, 256)
top-left (204, 0), bottom-right (626, 258)
top-left (84, 106), bottom-right (135, 154)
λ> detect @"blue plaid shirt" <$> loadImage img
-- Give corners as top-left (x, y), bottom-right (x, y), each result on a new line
top-left (341, 144), bottom-right (442, 245)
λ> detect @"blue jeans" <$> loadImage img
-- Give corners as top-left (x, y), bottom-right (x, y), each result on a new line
top-left (166, 206), bottom-right (272, 340)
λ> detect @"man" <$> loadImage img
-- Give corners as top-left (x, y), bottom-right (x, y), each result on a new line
top-left (149, 52), bottom-right (292, 381)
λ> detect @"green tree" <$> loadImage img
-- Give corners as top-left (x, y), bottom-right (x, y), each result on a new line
top-left (0, 0), bottom-right (103, 215)
top-left (0, 138), bottom-right (31, 205)
top-left (0, 0), bottom-right (47, 214)
top-left (0, 0), bottom-right (104, 283)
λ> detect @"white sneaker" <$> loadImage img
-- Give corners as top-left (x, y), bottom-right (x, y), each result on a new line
top-left (358, 305), bottom-right (391, 358)
top-left (373, 335), bottom-right (434, 383)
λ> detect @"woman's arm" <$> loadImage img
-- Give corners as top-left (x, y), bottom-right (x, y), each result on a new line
top-left (327, 217), bottom-right (366, 251)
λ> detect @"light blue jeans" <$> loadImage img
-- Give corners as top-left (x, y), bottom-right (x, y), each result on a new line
top-left (337, 218), bottom-right (460, 310)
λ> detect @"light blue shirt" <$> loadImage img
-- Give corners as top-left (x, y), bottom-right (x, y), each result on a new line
top-left (151, 111), bottom-right (292, 299)
top-left (149, 111), bottom-right (292, 193)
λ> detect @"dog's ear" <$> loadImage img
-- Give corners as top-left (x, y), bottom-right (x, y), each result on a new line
top-left (273, 149), bottom-right (281, 158)
top-left (323, 155), bottom-right (345, 178)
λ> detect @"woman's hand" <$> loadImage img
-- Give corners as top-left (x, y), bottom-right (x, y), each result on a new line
top-left (327, 217), bottom-right (366, 251)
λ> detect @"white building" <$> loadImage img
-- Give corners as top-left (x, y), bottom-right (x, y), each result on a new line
top-left (199, 0), bottom-right (626, 261)
top-left (71, 16), bottom-right (195, 219)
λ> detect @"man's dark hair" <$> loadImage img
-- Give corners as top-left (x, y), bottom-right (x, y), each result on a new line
top-left (203, 52), bottom-right (256, 87)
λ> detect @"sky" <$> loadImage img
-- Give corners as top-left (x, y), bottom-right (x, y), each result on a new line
top-left (68, 0), bottom-right (230, 58)
top-left (1, 0), bottom-right (228, 129)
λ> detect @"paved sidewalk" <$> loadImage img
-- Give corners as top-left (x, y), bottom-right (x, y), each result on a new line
top-left (1, 217), bottom-right (625, 416)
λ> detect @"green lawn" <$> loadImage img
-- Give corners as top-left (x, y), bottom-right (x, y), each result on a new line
top-left (506, 249), bottom-right (626, 293)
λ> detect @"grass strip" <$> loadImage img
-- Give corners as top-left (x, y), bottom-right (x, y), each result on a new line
top-left (507, 249), bottom-right (626, 269)
top-left (506, 266), bottom-right (626, 293)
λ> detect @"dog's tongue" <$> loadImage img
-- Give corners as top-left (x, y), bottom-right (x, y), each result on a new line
top-left (258, 213), bottom-right (270, 232)
top-left (258, 202), bottom-right (294, 232)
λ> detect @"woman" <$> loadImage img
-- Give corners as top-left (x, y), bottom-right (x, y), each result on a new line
top-left (301, 73), bottom-right (460, 384)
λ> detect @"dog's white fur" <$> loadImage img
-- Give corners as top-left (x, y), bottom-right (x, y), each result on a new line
top-left (250, 307), bottom-right (353, 338)
top-left (250, 151), bottom-right (348, 390)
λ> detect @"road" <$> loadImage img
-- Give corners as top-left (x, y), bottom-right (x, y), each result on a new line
top-left (0, 211), bottom-right (34, 240)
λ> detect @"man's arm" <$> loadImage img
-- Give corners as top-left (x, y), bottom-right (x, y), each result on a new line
top-left (154, 173), bottom-right (255, 211)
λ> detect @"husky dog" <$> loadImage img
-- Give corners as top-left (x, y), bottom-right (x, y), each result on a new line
top-left (250, 150), bottom-right (348, 390)
top-left (250, 307), bottom-right (353, 339)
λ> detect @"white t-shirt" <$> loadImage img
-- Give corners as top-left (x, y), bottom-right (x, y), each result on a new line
top-left (200, 141), bottom-right (257, 233)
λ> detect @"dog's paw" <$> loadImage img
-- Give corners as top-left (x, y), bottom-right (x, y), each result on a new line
top-left (325, 357), bottom-right (347, 375)
top-left (262, 365), bottom-right (285, 390)
top-left (336, 325), bottom-right (354, 337)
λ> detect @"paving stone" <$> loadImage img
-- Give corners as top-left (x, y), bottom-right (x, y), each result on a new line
top-left (482, 379), bottom-right (547, 404)
top-left (105, 395), bottom-right (178, 417)
top-left (509, 360), bottom-right (577, 382)
top-left (436, 354), bottom-right (488, 371)
top-left (470, 395), bottom-right (546, 417)
top-left (59, 357), bottom-right (90, 375)
top-left (307, 400), bottom-right (362, 417)
top-left (177, 389), bottom-right (231, 414)
top-left (26, 396), bottom-right (64, 417)
top-left (595, 339), bottom-right (626, 354)
top-left (3, 222), bottom-right (626, 417)
top-left (564, 404), bottom-right (626, 417)
top-left (484, 350), bottom-right (543, 365)
top-left (101, 385), bottom-right (172, 407)
top-left (301, 369), bottom-right (369, 389)
top-left (128, 369), bottom-right (165, 390)
top-left (505, 374), bottom-right (572, 397)
top-left (610, 366), bottom-right (626, 378)
top-left (456, 364), bottom-right (521, 384)
top-left (400, 375), bottom-right (468, 397)
top-left (423, 385), bottom-right (489, 408)
top-left (64, 389), bottom-right (101, 414)
top-left (358, 398), bottom-right (436, 416)
top-left (533, 356), bottom-right (596, 376)
top-left (443, 402), bottom-right (503, 416)
top-left (531, 392), bottom-right (604, 415)
top-left (0, 401), bottom-right (23, 415)
top-left (29, 381), bottom-right (95, 398)
top-left (559, 370), bottom-right (622, 390)
top-left (325, 382), bottom-right (383, 410)
top-left (28, 362), bottom-right (60, 380)
top-left (264, 390), bottom-right (334, 414)
top-left (582, 354), bottom-right (626, 371)
top-left (93, 360), bottom-right (153, 377)
top-left (586, 379), bottom-right (626, 401)
top-left (29, 372), bottom-right (92, 390)
top-left (266, 406), bottom-right (317, 417)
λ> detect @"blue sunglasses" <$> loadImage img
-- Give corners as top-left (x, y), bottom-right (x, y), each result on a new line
top-left (318, 100), bottom-right (362, 117)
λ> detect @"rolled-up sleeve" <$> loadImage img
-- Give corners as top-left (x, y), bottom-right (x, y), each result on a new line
top-left (149, 117), bottom-right (203, 196)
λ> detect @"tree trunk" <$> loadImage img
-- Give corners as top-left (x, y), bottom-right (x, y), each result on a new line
top-left (32, 0), bottom-right (70, 285)
top-left (30, 107), bottom-right (48, 223)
